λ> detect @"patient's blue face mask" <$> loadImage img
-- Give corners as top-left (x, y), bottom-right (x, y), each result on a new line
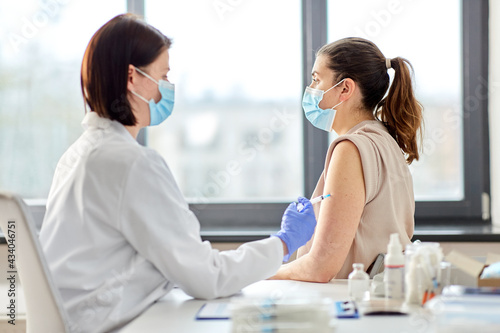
top-left (130, 67), bottom-right (175, 126)
top-left (302, 79), bottom-right (345, 132)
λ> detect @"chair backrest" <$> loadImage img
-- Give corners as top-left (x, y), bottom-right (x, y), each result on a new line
top-left (0, 191), bottom-right (70, 333)
top-left (367, 253), bottom-right (385, 279)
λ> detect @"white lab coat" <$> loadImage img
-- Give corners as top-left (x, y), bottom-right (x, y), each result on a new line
top-left (39, 112), bottom-right (283, 333)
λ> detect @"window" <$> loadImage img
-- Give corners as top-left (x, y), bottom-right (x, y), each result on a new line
top-left (0, 0), bottom-right (489, 231)
top-left (327, 0), bottom-right (463, 201)
top-left (145, 0), bottom-right (303, 203)
top-left (0, 0), bottom-right (127, 198)
top-left (326, 0), bottom-right (489, 223)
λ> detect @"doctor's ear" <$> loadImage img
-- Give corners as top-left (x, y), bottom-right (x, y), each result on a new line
top-left (127, 64), bottom-right (139, 91)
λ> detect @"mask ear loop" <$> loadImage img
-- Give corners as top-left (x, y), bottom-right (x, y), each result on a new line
top-left (324, 78), bottom-right (346, 94)
top-left (325, 78), bottom-right (346, 109)
top-left (130, 90), bottom-right (149, 104)
top-left (332, 100), bottom-right (343, 110)
top-left (134, 66), bottom-right (159, 85)
top-left (130, 66), bottom-right (159, 104)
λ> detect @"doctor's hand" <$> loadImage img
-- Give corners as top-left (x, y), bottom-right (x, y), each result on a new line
top-left (272, 197), bottom-right (317, 262)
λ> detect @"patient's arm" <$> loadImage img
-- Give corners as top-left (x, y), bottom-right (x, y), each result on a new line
top-left (270, 140), bottom-right (365, 282)
top-left (296, 234), bottom-right (314, 258)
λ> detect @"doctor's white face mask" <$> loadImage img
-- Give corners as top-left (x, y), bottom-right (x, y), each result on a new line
top-left (302, 78), bottom-right (345, 132)
top-left (130, 66), bottom-right (175, 126)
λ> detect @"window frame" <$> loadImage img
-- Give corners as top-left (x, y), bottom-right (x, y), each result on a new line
top-left (413, 0), bottom-right (490, 225)
top-left (134, 0), bottom-right (490, 229)
top-left (19, 0), bottom-right (490, 233)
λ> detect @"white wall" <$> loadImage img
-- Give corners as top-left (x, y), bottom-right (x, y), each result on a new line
top-left (490, 0), bottom-right (500, 227)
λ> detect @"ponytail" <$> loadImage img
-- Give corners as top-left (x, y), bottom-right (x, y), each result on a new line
top-left (376, 57), bottom-right (423, 164)
top-left (318, 38), bottom-right (423, 164)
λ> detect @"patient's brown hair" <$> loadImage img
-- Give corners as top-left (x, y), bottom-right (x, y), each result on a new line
top-left (318, 37), bottom-right (423, 164)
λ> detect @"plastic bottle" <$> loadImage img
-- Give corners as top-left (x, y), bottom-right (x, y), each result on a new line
top-left (384, 233), bottom-right (405, 300)
top-left (348, 263), bottom-right (369, 302)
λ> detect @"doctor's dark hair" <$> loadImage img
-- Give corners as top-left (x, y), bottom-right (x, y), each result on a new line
top-left (317, 37), bottom-right (423, 164)
top-left (81, 14), bottom-right (171, 125)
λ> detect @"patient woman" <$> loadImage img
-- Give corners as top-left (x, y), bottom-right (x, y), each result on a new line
top-left (272, 37), bottom-right (423, 281)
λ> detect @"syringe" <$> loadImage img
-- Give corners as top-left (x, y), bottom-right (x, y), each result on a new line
top-left (297, 194), bottom-right (331, 212)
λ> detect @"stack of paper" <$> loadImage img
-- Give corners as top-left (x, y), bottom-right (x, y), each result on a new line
top-left (425, 285), bottom-right (500, 333)
top-left (230, 297), bottom-right (334, 333)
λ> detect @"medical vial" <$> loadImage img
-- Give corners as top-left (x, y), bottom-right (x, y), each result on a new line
top-left (385, 233), bottom-right (405, 300)
top-left (348, 263), bottom-right (369, 302)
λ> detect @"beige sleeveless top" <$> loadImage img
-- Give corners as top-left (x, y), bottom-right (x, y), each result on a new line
top-left (310, 120), bottom-right (415, 279)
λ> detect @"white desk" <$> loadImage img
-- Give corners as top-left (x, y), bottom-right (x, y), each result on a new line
top-left (121, 280), bottom-right (431, 333)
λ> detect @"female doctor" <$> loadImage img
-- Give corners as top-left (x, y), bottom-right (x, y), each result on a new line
top-left (39, 14), bottom-right (316, 333)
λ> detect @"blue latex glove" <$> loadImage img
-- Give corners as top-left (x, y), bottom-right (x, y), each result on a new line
top-left (272, 197), bottom-right (317, 262)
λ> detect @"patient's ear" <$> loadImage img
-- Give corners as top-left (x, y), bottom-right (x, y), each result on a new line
top-left (339, 78), bottom-right (356, 102)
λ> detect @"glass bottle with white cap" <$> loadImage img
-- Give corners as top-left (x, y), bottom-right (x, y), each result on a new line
top-left (348, 263), bottom-right (370, 302)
